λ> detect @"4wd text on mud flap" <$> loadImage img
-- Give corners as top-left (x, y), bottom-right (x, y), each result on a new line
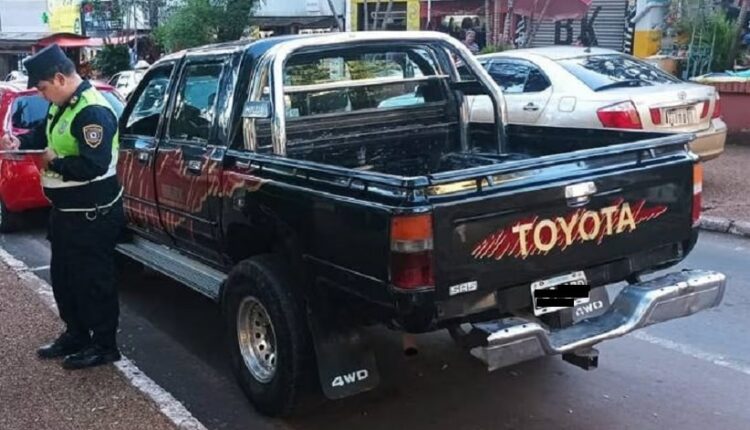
top-left (331, 369), bottom-right (369, 388)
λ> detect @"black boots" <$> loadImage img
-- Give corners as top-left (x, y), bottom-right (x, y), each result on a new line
top-left (37, 332), bottom-right (90, 359)
top-left (38, 331), bottom-right (121, 369)
top-left (61, 344), bottom-right (121, 370)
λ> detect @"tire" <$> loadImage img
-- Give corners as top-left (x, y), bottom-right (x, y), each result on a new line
top-left (222, 254), bottom-right (315, 417)
top-left (0, 199), bottom-right (19, 233)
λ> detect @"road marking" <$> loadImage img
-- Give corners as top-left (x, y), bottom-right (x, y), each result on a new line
top-left (27, 265), bottom-right (50, 272)
top-left (632, 331), bottom-right (750, 377)
top-left (0, 247), bottom-right (208, 430)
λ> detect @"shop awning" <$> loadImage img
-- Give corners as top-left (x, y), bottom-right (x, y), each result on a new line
top-left (34, 33), bottom-right (99, 49)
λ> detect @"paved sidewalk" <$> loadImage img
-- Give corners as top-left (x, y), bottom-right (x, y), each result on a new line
top-left (0, 257), bottom-right (178, 430)
top-left (703, 143), bottom-right (750, 224)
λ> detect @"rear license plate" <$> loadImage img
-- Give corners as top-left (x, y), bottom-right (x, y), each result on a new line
top-left (531, 271), bottom-right (589, 316)
top-left (665, 108), bottom-right (696, 126)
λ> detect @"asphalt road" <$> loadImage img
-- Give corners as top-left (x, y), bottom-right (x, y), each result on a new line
top-left (3, 214), bottom-right (749, 430)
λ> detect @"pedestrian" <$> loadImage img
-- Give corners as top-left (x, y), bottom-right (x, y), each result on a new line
top-left (0, 44), bottom-right (125, 370)
top-left (462, 30), bottom-right (480, 54)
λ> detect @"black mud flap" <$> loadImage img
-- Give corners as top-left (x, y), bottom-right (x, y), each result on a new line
top-left (306, 304), bottom-right (380, 400)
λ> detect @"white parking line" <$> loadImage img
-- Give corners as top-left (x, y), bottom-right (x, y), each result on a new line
top-left (0, 247), bottom-right (208, 430)
top-left (632, 331), bottom-right (750, 377)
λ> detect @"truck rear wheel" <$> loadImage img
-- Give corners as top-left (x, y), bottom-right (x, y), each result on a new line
top-left (222, 255), bottom-right (314, 417)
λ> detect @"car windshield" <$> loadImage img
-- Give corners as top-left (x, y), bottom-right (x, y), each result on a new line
top-left (101, 90), bottom-right (125, 118)
top-left (557, 54), bottom-right (681, 91)
top-left (11, 94), bottom-right (49, 129)
top-left (11, 90), bottom-right (125, 131)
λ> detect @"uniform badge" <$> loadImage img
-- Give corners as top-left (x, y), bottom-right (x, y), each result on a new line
top-left (83, 124), bottom-right (104, 148)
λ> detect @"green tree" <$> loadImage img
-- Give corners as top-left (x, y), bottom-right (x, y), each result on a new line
top-left (93, 44), bottom-right (131, 77)
top-left (155, 0), bottom-right (259, 52)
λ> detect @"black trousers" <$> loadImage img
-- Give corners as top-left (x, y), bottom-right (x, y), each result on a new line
top-left (48, 199), bottom-right (125, 349)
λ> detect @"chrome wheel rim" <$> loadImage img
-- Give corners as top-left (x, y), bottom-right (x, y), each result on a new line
top-left (237, 296), bottom-right (277, 383)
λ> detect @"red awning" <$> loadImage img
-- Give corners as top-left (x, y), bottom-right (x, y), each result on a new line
top-left (34, 33), bottom-right (99, 49)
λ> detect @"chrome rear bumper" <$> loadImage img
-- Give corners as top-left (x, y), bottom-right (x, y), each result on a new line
top-left (470, 270), bottom-right (726, 371)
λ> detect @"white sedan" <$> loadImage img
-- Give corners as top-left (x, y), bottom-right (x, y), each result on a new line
top-left (470, 47), bottom-right (726, 161)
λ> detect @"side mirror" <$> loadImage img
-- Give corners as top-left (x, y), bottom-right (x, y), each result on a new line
top-left (242, 100), bottom-right (272, 119)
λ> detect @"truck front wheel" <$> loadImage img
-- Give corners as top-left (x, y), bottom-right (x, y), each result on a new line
top-left (222, 255), bottom-right (314, 417)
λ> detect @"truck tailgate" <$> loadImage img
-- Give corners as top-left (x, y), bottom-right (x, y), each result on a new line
top-left (430, 137), bottom-right (696, 299)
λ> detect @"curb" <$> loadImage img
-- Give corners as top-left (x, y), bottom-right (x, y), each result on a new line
top-left (698, 215), bottom-right (750, 238)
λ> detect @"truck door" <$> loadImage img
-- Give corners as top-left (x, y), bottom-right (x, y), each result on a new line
top-left (117, 63), bottom-right (176, 244)
top-left (155, 58), bottom-right (226, 262)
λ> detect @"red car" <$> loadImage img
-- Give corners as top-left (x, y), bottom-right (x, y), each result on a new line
top-left (0, 81), bottom-right (125, 231)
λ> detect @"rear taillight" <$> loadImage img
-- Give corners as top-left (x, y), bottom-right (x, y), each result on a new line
top-left (390, 214), bottom-right (434, 290)
top-left (597, 101), bottom-right (643, 129)
top-left (712, 95), bottom-right (721, 119)
top-left (700, 100), bottom-right (710, 119)
top-left (692, 163), bottom-right (703, 227)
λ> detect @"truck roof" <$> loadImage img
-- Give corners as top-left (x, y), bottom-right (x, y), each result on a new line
top-left (153, 31), bottom-right (464, 67)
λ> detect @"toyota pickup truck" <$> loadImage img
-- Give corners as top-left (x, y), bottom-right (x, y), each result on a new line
top-left (113, 31), bottom-right (726, 416)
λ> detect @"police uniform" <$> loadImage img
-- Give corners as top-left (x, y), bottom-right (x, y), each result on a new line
top-left (20, 45), bottom-right (125, 369)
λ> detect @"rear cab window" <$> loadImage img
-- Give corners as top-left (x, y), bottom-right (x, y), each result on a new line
top-left (281, 47), bottom-right (445, 118)
top-left (557, 54), bottom-right (681, 91)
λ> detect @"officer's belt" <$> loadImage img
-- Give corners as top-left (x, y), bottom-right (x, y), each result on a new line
top-left (42, 167), bottom-right (117, 189)
top-left (54, 187), bottom-right (123, 214)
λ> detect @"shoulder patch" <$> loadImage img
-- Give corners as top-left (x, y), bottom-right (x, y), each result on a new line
top-left (82, 124), bottom-right (104, 148)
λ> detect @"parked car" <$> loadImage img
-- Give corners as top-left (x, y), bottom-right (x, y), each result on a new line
top-left (471, 47), bottom-right (727, 161)
top-left (108, 69), bottom-right (146, 100)
top-left (0, 81), bottom-right (125, 231)
top-left (4, 70), bottom-right (27, 83)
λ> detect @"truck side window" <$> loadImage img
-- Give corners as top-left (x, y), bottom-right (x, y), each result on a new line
top-left (123, 65), bottom-right (173, 136)
top-left (169, 63), bottom-right (223, 142)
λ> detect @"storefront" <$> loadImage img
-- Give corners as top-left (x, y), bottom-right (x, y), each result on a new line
top-left (0, 33), bottom-right (49, 79)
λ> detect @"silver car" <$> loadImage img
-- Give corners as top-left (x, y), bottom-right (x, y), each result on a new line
top-left (470, 47), bottom-right (726, 161)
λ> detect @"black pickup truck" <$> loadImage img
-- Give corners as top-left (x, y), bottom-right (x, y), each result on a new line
top-left (114, 31), bottom-right (726, 416)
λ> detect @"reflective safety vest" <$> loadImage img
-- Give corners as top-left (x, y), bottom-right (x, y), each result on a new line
top-left (41, 86), bottom-right (119, 189)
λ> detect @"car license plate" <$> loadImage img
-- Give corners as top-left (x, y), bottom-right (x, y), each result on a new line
top-left (531, 271), bottom-right (589, 316)
top-left (665, 108), bottom-right (695, 126)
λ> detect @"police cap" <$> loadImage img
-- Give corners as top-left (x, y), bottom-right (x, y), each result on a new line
top-left (23, 44), bottom-right (76, 89)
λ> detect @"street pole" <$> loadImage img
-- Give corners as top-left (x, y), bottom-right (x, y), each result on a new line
top-left (484, 0), bottom-right (490, 41)
top-left (326, 0), bottom-right (343, 31)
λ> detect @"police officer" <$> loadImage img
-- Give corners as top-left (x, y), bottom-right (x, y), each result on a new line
top-left (0, 44), bottom-right (125, 370)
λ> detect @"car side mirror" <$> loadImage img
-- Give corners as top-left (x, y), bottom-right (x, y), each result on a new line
top-left (242, 100), bottom-right (272, 119)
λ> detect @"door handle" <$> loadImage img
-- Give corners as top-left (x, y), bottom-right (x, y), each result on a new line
top-left (523, 103), bottom-right (539, 112)
top-left (136, 151), bottom-right (151, 164)
top-left (186, 159), bottom-right (203, 175)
